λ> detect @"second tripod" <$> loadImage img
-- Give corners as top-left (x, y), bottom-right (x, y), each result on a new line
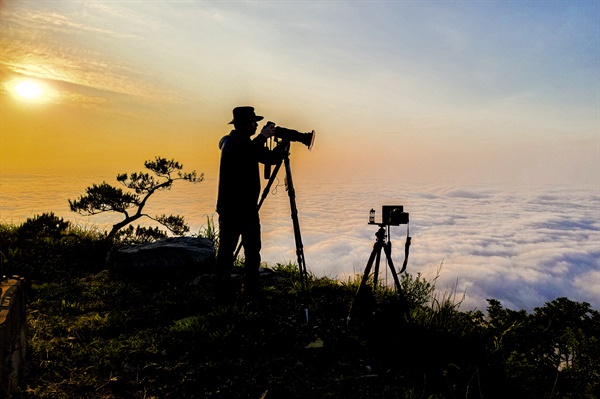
top-left (348, 206), bottom-right (411, 321)
top-left (359, 224), bottom-right (404, 294)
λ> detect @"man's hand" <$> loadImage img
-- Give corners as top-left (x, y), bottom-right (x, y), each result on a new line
top-left (259, 122), bottom-right (276, 139)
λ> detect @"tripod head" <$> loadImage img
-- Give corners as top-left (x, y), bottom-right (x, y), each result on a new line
top-left (374, 224), bottom-right (387, 241)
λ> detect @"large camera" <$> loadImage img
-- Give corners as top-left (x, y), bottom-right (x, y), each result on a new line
top-left (369, 205), bottom-right (409, 226)
top-left (263, 122), bottom-right (316, 179)
top-left (267, 121), bottom-right (315, 150)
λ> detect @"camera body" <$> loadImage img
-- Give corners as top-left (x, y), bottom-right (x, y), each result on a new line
top-left (383, 205), bottom-right (409, 225)
top-left (369, 205), bottom-right (409, 226)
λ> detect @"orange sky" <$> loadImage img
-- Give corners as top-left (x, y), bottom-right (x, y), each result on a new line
top-left (1, 1), bottom-right (598, 188)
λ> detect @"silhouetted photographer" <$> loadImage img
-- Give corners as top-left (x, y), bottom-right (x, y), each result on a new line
top-left (216, 106), bottom-right (315, 305)
top-left (215, 106), bottom-right (280, 299)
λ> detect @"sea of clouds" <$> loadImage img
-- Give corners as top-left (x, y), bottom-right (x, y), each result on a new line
top-left (257, 178), bottom-right (600, 313)
top-left (2, 174), bottom-right (598, 312)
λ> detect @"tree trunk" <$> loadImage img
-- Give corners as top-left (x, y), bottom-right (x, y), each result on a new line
top-left (107, 214), bottom-right (143, 240)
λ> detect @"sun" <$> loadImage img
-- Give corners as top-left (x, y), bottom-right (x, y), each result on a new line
top-left (13, 80), bottom-right (43, 99)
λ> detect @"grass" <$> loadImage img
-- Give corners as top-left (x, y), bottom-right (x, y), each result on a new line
top-left (2, 216), bottom-right (599, 398)
top-left (21, 263), bottom-right (478, 399)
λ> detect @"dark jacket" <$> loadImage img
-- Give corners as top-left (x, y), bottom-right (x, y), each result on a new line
top-left (216, 130), bottom-right (280, 214)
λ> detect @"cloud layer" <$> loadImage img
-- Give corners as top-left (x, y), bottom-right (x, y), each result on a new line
top-left (253, 179), bottom-right (600, 312)
top-left (5, 174), bottom-right (596, 313)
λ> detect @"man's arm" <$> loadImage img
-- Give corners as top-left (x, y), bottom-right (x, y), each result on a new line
top-left (253, 123), bottom-right (283, 165)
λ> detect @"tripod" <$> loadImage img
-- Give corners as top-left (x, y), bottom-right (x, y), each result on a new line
top-left (348, 223), bottom-right (409, 321)
top-left (234, 140), bottom-right (310, 318)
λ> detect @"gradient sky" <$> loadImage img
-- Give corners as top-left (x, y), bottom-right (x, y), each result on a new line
top-left (1, 0), bottom-right (598, 188)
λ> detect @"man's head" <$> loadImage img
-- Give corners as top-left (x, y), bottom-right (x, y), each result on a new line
top-left (229, 106), bottom-right (263, 135)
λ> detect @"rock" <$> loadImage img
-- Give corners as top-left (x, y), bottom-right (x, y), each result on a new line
top-left (0, 276), bottom-right (27, 396)
top-left (107, 237), bottom-right (215, 278)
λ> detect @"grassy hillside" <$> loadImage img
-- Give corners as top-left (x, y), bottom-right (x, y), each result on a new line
top-left (1, 214), bottom-right (599, 398)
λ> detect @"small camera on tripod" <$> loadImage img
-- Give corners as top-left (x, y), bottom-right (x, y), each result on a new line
top-left (369, 205), bottom-right (409, 226)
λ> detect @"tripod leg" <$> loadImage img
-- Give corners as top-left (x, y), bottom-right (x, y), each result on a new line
top-left (257, 160), bottom-right (283, 211)
top-left (383, 241), bottom-right (402, 292)
top-left (348, 241), bottom-right (382, 321)
top-left (283, 157), bottom-right (308, 280)
top-left (234, 159), bottom-right (283, 259)
top-left (283, 154), bottom-right (311, 321)
top-left (373, 242), bottom-right (382, 293)
top-left (356, 241), bottom-right (381, 295)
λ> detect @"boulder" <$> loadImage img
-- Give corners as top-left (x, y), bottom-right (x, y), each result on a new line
top-left (0, 276), bottom-right (27, 396)
top-left (107, 237), bottom-right (215, 278)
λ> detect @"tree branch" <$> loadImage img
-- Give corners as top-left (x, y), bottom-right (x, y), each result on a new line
top-left (69, 157), bottom-right (201, 242)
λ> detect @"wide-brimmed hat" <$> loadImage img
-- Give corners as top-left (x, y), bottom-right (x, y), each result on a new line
top-left (228, 106), bottom-right (264, 124)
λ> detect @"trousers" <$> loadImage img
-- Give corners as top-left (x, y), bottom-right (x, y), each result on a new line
top-left (216, 210), bottom-right (262, 294)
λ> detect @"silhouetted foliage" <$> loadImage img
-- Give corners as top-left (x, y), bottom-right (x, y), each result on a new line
top-left (2, 221), bottom-right (598, 398)
top-left (1, 214), bottom-right (106, 279)
top-left (196, 214), bottom-right (219, 249)
top-left (485, 297), bottom-right (600, 398)
top-left (17, 212), bottom-right (70, 241)
top-left (69, 157), bottom-right (202, 240)
top-left (113, 225), bottom-right (168, 244)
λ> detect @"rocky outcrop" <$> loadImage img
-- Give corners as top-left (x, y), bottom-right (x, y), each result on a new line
top-left (107, 237), bottom-right (215, 278)
top-left (0, 276), bottom-right (27, 397)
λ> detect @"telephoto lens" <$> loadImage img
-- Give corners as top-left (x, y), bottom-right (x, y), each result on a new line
top-left (267, 121), bottom-right (316, 150)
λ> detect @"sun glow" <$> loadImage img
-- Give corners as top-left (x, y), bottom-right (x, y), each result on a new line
top-left (13, 80), bottom-right (43, 99)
